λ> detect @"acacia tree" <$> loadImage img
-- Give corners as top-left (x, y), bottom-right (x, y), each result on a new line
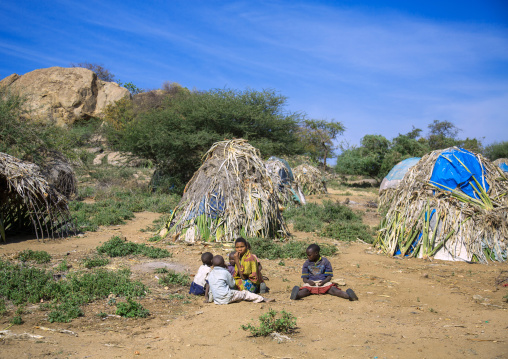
top-left (298, 119), bottom-right (345, 168)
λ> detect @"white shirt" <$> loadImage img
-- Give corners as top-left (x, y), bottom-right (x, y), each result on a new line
top-left (193, 264), bottom-right (212, 287)
top-left (207, 266), bottom-right (236, 305)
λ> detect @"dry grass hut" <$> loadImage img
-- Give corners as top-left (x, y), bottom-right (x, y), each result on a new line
top-left (162, 139), bottom-right (289, 242)
top-left (0, 152), bottom-right (75, 241)
top-left (265, 156), bottom-right (306, 207)
top-left (375, 147), bottom-right (507, 263)
top-left (40, 150), bottom-right (77, 199)
top-left (379, 157), bottom-right (420, 209)
top-left (293, 164), bottom-right (327, 195)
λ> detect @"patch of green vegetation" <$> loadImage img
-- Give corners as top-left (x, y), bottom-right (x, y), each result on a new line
top-left (154, 268), bottom-right (169, 274)
top-left (0, 260), bottom-right (148, 323)
top-left (10, 316), bottom-right (23, 325)
top-left (241, 309), bottom-right (297, 337)
top-left (284, 201), bottom-right (374, 243)
top-left (96, 236), bottom-right (172, 258)
top-left (17, 249), bottom-right (51, 264)
top-left (247, 237), bottom-right (337, 260)
top-left (70, 186), bottom-right (180, 232)
top-left (147, 235), bottom-right (162, 242)
top-left (116, 298), bottom-right (149, 318)
top-left (56, 260), bottom-right (69, 272)
top-left (0, 299), bottom-right (6, 315)
top-left (82, 256), bottom-right (110, 269)
top-left (158, 271), bottom-right (190, 286)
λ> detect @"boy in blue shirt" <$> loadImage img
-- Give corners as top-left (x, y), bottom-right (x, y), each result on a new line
top-left (290, 244), bottom-right (358, 301)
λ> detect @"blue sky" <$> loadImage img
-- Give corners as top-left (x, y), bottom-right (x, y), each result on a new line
top-left (1, 0), bottom-right (507, 160)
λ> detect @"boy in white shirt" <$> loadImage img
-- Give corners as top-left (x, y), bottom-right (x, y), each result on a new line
top-left (189, 252), bottom-right (213, 296)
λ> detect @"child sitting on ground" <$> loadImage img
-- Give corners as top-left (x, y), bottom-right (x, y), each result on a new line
top-left (246, 240), bottom-right (269, 294)
top-left (227, 251), bottom-right (236, 277)
top-left (189, 252), bottom-right (213, 296)
top-left (205, 255), bottom-right (273, 305)
top-left (290, 244), bottom-right (358, 301)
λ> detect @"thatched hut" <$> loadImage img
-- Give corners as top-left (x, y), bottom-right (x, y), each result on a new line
top-left (40, 150), bottom-right (77, 199)
top-left (0, 152), bottom-right (75, 241)
top-left (293, 164), bottom-right (327, 195)
top-left (265, 156), bottom-right (305, 207)
top-left (379, 157), bottom-right (420, 209)
top-left (162, 139), bottom-right (289, 242)
top-left (375, 147), bottom-right (507, 263)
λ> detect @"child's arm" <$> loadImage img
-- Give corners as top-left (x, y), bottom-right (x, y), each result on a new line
top-left (318, 276), bottom-right (332, 286)
top-left (302, 277), bottom-right (316, 286)
top-left (233, 252), bottom-right (249, 279)
top-left (203, 282), bottom-right (210, 303)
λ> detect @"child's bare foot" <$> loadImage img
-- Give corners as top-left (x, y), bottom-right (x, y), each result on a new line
top-left (346, 288), bottom-right (358, 301)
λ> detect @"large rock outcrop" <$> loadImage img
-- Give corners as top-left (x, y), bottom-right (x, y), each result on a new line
top-left (0, 67), bottom-right (130, 125)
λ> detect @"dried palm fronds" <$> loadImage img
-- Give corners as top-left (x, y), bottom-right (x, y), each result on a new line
top-left (162, 139), bottom-right (289, 242)
top-left (0, 152), bottom-right (76, 241)
top-left (39, 150), bottom-right (77, 199)
top-left (293, 164), bottom-right (327, 195)
top-left (375, 147), bottom-right (508, 263)
top-left (265, 156), bottom-right (306, 208)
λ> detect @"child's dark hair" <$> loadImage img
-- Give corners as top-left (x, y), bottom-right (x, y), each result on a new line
top-left (307, 244), bottom-right (320, 253)
top-left (201, 252), bottom-right (213, 264)
top-left (235, 237), bottom-right (247, 245)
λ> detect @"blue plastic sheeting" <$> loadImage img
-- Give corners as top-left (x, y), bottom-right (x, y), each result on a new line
top-left (429, 148), bottom-right (489, 200)
top-left (500, 163), bottom-right (508, 172)
top-left (384, 157), bottom-right (421, 181)
top-left (395, 209), bottom-right (435, 256)
top-left (187, 192), bottom-right (225, 220)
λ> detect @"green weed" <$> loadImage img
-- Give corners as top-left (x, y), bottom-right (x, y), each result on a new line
top-left (241, 309), bottom-right (297, 337)
top-left (116, 298), bottom-right (149, 318)
top-left (17, 249), bottom-right (51, 264)
top-left (248, 237), bottom-right (337, 260)
top-left (56, 260), bottom-right (69, 272)
top-left (158, 271), bottom-right (190, 286)
top-left (10, 316), bottom-right (23, 325)
top-left (96, 236), bottom-right (171, 258)
top-left (82, 256), bottom-right (110, 269)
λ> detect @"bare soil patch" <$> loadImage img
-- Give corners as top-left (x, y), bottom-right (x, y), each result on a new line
top-left (1, 191), bottom-right (507, 359)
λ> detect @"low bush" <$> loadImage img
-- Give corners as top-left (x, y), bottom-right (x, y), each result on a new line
top-left (17, 250), bottom-right (51, 264)
top-left (158, 271), bottom-right (190, 286)
top-left (0, 260), bottom-right (148, 323)
top-left (241, 309), bottom-right (297, 337)
top-left (96, 236), bottom-right (172, 258)
top-left (116, 298), bottom-right (149, 318)
top-left (82, 256), bottom-right (109, 269)
top-left (284, 200), bottom-right (374, 243)
top-left (247, 238), bottom-right (337, 260)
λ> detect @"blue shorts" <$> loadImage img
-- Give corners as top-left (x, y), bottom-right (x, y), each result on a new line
top-left (189, 282), bottom-right (205, 296)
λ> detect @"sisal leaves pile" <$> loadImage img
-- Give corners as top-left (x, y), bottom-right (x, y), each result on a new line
top-left (163, 139), bottom-right (289, 242)
top-left (293, 164), bottom-right (327, 195)
top-left (376, 147), bottom-right (508, 263)
top-left (0, 152), bottom-right (75, 241)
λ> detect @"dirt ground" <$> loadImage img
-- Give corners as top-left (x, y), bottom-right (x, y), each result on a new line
top-left (1, 188), bottom-right (507, 359)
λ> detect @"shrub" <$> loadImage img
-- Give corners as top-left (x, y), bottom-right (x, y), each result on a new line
top-left (17, 250), bottom-right (51, 264)
top-left (247, 237), bottom-right (337, 260)
top-left (321, 222), bottom-right (374, 243)
top-left (158, 271), bottom-right (190, 286)
top-left (82, 256), bottom-right (109, 269)
top-left (10, 316), bottom-right (23, 325)
top-left (241, 309), bottom-right (297, 337)
top-left (116, 298), bottom-right (149, 318)
top-left (96, 236), bottom-right (172, 258)
top-left (48, 302), bottom-right (84, 323)
top-left (56, 260), bottom-right (69, 272)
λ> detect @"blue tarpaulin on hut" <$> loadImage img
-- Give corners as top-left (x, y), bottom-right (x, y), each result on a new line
top-left (500, 163), bottom-right (508, 172)
top-left (429, 148), bottom-right (489, 200)
top-left (385, 157), bottom-right (421, 181)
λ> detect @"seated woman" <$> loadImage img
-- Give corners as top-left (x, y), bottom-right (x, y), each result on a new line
top-left (233, 237), bottom-right (261, 293)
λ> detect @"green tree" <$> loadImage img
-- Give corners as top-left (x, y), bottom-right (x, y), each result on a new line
top-left (111, 88), bottom-right (304, 191)
top-left (484, 141), bottom-right (508, 160)
top-left (427, 120), bottom-right (460, 150)
top-left (298, 119), bottom-right (345, 168)
top-left (335, 135), bottom-right (390, 183)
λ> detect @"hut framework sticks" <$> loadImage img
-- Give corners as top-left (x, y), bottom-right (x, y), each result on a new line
top-left (0, 152), bottom-right (76, 241)
top-left (163, 139), bottom-right (289, 242)
top-left (265, 156), bottom-right (306, 208)
top-left (376, 147), bottom-right (508, 263)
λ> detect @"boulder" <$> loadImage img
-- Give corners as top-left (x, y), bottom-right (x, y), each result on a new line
top-left (0, 67), bottom-right (130, 125)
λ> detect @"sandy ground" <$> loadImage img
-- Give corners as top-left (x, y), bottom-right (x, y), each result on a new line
top-left (1, 189), bottom-right (507, 359)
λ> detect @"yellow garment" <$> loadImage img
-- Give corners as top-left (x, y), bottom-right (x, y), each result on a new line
top-left (233, 250), bottom-right (261, 290)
